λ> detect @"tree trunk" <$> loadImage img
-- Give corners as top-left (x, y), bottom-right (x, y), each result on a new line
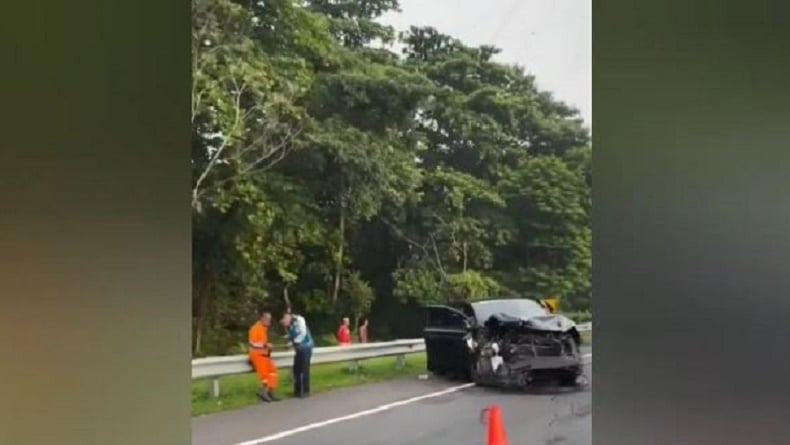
top-left (331, 199), bottom-right (345, 304)
top-left (283, 284), bottom-right (292, 312)
top-left (462, 241), bottom-right (468, 272)
top-left (193, 270), bottom-right (211, 356)
top-left (193, 319), bottom-right (202, 356)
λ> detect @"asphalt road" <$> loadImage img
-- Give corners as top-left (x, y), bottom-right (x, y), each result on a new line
top-left (193, 346), bottom-right (592, 445)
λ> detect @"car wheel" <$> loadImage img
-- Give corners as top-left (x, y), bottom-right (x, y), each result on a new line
top-left (470, 358), bottom-right (490, 385)
top-left (447, 368), bottom-right (466, 381)
top-left (559, 374), bottom-right (577, 386)
top-left (468, 362), bottom-right (478, 384)
top-left (559, 368), bottom-right (582, 386)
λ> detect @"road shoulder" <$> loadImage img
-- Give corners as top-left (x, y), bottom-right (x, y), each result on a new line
top-left (192, 376), bottom-right (463, 445)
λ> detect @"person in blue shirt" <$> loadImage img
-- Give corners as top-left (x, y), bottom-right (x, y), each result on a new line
top-left (280, 311), bottom-right (314, 398)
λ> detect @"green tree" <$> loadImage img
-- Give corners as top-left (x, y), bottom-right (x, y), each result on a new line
top-left (192, 0), bottom-right (310, 211)
top-left (191, 0), bottom-right (332, 355)
top-left (498, 156), bottom-right (591, 304)
top-left (190, 2), bottom-right (592, 356)
top-left (389, 168), bottom-right (506, 305)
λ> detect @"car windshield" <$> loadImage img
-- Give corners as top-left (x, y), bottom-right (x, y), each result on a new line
top-left (472, 299), bottom-right (547, 323)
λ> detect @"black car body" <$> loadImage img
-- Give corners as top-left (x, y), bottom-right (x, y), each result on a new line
top-left (424, 298), bottom-right (583, 388)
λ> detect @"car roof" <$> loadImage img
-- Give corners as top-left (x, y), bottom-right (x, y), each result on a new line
top-left (426, 298), bottom-right (549, 327)
top-left (426, 298), bottom-right (540, 310)
top-left (470, 298), bottom-right (538, 308)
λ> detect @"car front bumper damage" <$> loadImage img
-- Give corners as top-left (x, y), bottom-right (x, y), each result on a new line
top-left (471, 330), bottom-right (583, 388)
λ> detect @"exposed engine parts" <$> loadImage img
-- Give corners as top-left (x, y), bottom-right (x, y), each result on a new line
top-left (470, 316), bottom-right (582, 388)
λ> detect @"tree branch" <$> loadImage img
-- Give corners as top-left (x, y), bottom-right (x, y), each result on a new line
top-left (428, 233), bottom-right (447, 278)
top-left (199, 123), bottom-right (302, 199)
top-left (192, 76), bottom-right (245, 209)
top-left (380, 217), bottom-right (448, 282)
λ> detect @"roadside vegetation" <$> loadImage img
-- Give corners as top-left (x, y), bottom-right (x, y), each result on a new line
top-left (192, 0), bottom-right (592, 358)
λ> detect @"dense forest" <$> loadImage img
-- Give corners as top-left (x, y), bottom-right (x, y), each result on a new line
top-left (192, 0), bottom-right (591, 357)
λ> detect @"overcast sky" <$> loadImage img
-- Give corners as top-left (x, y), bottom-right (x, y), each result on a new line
top-left (380, 0), bottom-right (591, 126)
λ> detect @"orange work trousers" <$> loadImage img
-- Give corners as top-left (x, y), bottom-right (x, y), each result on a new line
top-left (249, 353), bottom-right (278, 390)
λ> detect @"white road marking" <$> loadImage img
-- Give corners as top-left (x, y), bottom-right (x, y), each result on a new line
top-left (231, 383), bottom-right (475, 445)
top-left (232, 353), bottom-right (593, 445)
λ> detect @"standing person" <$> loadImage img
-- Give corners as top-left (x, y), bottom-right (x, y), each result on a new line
top-left (337, 317), bottom-right (352, 346)
top-left (358, 317), bottom-right (369, 343)
top-left (281, 312), bottom-right (314, 398)
top-left (248, 310), bottom-right (280, 402)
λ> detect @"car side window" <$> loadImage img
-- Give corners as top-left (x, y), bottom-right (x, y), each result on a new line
top-left (428, 307), bottom-right (467, 329)
top-left (461, 304), bottom-right (476, 325)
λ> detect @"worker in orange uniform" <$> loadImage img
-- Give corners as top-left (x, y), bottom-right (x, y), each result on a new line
top-left (248, 310), bottom-right (280, 402)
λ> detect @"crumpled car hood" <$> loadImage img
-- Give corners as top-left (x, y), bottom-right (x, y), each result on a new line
top-left (486, 313), bottom-right (577, 332)
top-left (521, 315), bottom-right (576, 332)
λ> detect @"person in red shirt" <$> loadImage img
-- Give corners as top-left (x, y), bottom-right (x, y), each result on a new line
top-left (337, 317), bottom-right (352, 345)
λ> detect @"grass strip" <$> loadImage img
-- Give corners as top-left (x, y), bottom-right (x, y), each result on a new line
top-left (192, 352), bottom-right (427, 416)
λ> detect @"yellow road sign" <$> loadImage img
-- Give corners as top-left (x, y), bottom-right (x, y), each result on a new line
top-left (540, 297), bottom-right (560, 313)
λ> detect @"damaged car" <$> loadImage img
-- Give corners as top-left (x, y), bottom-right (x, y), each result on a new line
top-left (424, 298), bottom-right (583, 388)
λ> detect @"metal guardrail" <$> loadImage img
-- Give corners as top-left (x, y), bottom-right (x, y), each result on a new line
top-left (193, 338), bottom-right (425, 379)
top-left (193, 339), bottom-right (426, 397)
top-left (193, 323), bottom-right (591, 397)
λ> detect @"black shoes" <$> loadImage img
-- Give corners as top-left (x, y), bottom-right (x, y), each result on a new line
top-left (259, 387), bottom-right (311, 402)
top-left (257, 388), bottom-right (273, 402)
top-left (257, 388), bottom-right (280, 402)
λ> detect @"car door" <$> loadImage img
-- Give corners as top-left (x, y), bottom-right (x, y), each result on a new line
top-left (424, 305), bottom-right (473, 375)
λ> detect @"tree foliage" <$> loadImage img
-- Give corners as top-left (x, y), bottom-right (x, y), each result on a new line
top-left (191, 0), bottom-right (591, 356)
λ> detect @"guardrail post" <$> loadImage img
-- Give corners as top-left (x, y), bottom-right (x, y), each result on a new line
top-left (344, 359), bottom-right (359, 374)
top-left (210, 378), bottom-right (221, 398)
top-left (395, 354), bottom-right (406, 369)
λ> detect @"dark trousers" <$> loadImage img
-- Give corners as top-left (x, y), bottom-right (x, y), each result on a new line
top-left (293, 347), bottom-right (312, 397)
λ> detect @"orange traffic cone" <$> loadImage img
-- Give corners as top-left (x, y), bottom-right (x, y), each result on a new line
top-left (481, 404), bottom-right (509, 445)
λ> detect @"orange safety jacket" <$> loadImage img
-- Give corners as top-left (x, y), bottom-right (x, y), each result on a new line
top-left (248, 321), bottom-right (271, 356)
